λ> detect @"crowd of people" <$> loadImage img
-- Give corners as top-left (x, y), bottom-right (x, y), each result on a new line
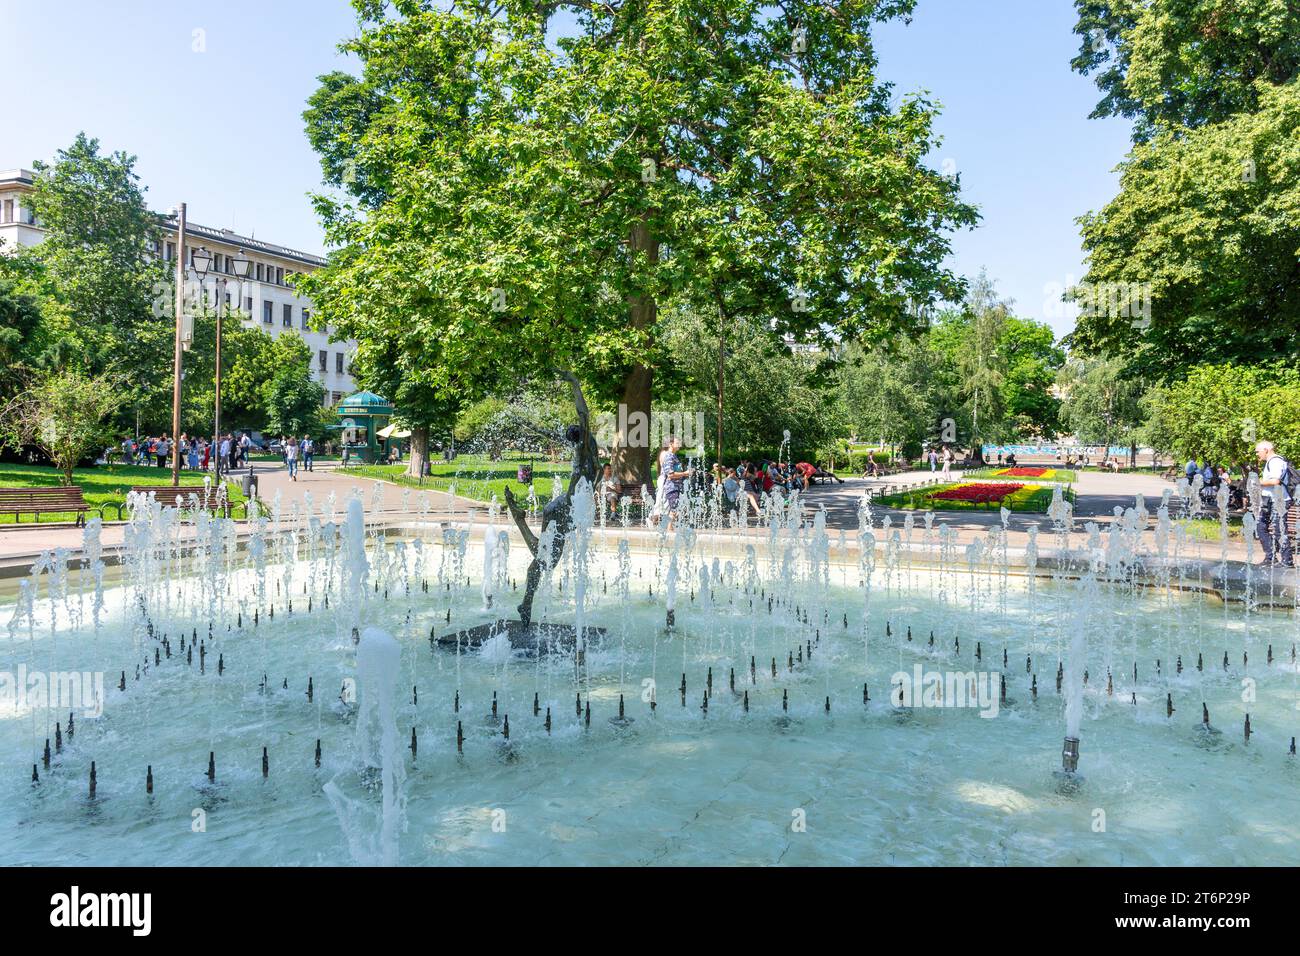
top-left (116, 432), bottom-right (316, 480)
top-left (593, 436), bottom-right (842, 529)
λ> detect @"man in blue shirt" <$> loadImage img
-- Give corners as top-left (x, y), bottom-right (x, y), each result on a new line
top-left (660, 436), bottom-right (693, 530)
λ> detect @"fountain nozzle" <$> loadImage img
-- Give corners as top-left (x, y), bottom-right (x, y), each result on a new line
top-left (1061, 736), bottom-right (1080, 774)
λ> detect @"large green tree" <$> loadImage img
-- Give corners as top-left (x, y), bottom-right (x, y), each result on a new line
top-left (299, 0), bottom-right (977, 484)
top-left (1068, 80), bottom-right (1300, 371)
top-left (1056, 355), bottom-right (1147, 461)
top-left (1069, 2), bottom-right (1300, 373)
top-left (1141, 362), bottom-right (1300, 468)
top-left (1001, 315), bottom-right (1065, 438)
top-left (1072, 0), bottom-right (1300, 139)
top-left (20, 133), bottom-right (172, 407)
top-left (261, 332), bottom-right (327, 437)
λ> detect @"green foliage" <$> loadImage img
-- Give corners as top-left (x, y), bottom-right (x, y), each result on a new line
top-left (0, 275), bottom-right (48, 397)
top-left (453, 396), bottom-right (509, 447)
top-left (1069, 80), bottom-right (1300, 371)
top-left (1001, 315), bottom-right (1065, 438)
top-left (298, 0), bottom-right (977, 481)
top-left (261, 332), bottom-right (326, 436)
top-left (1072, 0), bottom-right (1300, 139)
top-left (1141, 362), bottom-right (1300, 468)
top-left (835, 336), bottom-right (944, 456)
top-left (20, 133), bottom-right (172, 408)
top-left (0, 368), bottom-right (126, 484)
top-left (658, 306), bottom-right (839, 462)
top-left (1056, 355), bottom-right (1148, 452)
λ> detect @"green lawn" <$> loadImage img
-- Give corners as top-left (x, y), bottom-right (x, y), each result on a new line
top-left (0, 463), bottom-right (248, 524)
top-left (1182, 517), bottom-right (1245, 542)
top-left (343, 453), bottom-right (572, 508)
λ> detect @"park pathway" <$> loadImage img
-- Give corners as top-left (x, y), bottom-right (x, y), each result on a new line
top-left (0, 461), bottom-right (1272, 576)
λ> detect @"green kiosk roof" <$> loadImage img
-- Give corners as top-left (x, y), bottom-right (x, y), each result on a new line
top-left (336, 391), bottom-right (393, 416)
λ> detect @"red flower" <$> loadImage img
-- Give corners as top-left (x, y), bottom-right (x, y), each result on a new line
top-left (931, 482), bottom-right (1024, 502)
top-left (998, 467), bottom-right (1048, 477)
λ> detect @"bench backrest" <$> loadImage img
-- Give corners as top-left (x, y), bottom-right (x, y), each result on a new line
top-left (0, 487), bottom-right (87, 505)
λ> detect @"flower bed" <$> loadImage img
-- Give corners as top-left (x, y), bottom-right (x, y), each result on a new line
top-left (873, 480), bottom-right (1071, 513)
top-left (931, 482), bottom-right (1024, 502)
top-left (964, 466), bottom-right (1075, 483)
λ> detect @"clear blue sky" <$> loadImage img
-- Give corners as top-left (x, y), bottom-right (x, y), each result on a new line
top-left (2, 0), bottom-right (1133, 338)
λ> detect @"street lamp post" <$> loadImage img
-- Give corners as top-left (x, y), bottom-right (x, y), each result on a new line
top-left (170, 203), bottom-right (188, 487)
top-left (191, 247), bottom-right (250, 482)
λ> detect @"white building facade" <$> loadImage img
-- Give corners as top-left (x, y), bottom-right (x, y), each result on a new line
top-left (0, 167), bottom-right (357, 406)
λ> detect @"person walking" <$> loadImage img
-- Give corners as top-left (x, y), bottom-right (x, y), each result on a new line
top-left (302, 435), bottom-right (315, 472)
top-left (285, 436), bottom-right (300, 482)
top-left (1255, 440), bottom-right (1295, 568)
top-left (928, 448), bottom-right (937, 472)
top-left (239, 432), bottom-right (251, 468)
top-left (940, 445), bottom-right (953, 481)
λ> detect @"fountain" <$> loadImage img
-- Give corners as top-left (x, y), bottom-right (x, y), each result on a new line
top-left (3, 423), bottom-right (1299, 865)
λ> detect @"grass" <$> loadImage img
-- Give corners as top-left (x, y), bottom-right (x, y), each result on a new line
top-left (1182, 517), bottom-right (1245, 542)
top-left (874, 481), bottom-right (1073, 514)
top-left (0, 462), bottom-right (248, 524)
top-left (342, 452), bottom-right (572, 507)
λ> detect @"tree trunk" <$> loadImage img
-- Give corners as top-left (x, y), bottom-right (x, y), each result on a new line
top-left (405, 426), bottom-right (429, 480)
top-left (610, 217), bottom-right (659, 487)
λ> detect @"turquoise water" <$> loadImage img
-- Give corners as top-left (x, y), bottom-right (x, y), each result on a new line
top-left (2, 525), bottom-right (1298, 866)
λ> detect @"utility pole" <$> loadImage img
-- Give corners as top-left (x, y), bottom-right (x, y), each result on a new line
top-left (170, 203), bottom-right (187, 487)
top-left (716, 307), bottom-right (725, 469)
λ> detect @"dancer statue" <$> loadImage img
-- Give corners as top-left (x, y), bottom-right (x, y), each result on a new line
top-left (502, 371), bottom-right (599, 626)
top-left (436, 371), bottom-right (603, 654)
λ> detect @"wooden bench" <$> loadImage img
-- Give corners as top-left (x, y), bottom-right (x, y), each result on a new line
top-left (0, 486), bottom-right (90, 526)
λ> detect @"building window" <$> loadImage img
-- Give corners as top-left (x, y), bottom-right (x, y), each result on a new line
top-left (263, 301), bottom-right (273, 324)
top-left (244, 296), bottom-right (253, 314)
top-left (318, 350), bottom-right (327, 372)
top-left (2, 199), bottom-right (12, 223)
top-left (165, 242), bottom-right (175, 261)
top-left (301, 308), bottom-right (310, 329)
top-left (335, 353), bottom-right (344, 373)
top-left (283, 303), bottom-right (292, 327)
top-left (276, 267), bottom-right (284, 285)
top-left (256, 263), bottom-right (264, 281)
top-left (225, 292), bottom-right (232, 308)
top-left (332, 391), bottom-right (344, 405)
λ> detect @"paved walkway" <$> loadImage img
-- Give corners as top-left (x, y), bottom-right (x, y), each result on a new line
top-left (0, 462), bottom-right (1263, 572)
top-left (0, 464), bottom-right (485, 573)
top-left (800, 468), bottom-right (1255, 559)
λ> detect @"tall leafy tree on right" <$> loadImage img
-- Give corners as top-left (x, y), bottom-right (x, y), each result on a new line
top-left (1067, 0), bottom-right (1300, 375)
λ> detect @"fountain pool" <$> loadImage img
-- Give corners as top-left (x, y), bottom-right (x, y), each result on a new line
top-left (2, 496), bottom-right (1298, 866)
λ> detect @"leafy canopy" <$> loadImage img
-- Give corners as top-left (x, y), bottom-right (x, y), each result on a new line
top-left (299, 0), bottom-right (977, 430)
